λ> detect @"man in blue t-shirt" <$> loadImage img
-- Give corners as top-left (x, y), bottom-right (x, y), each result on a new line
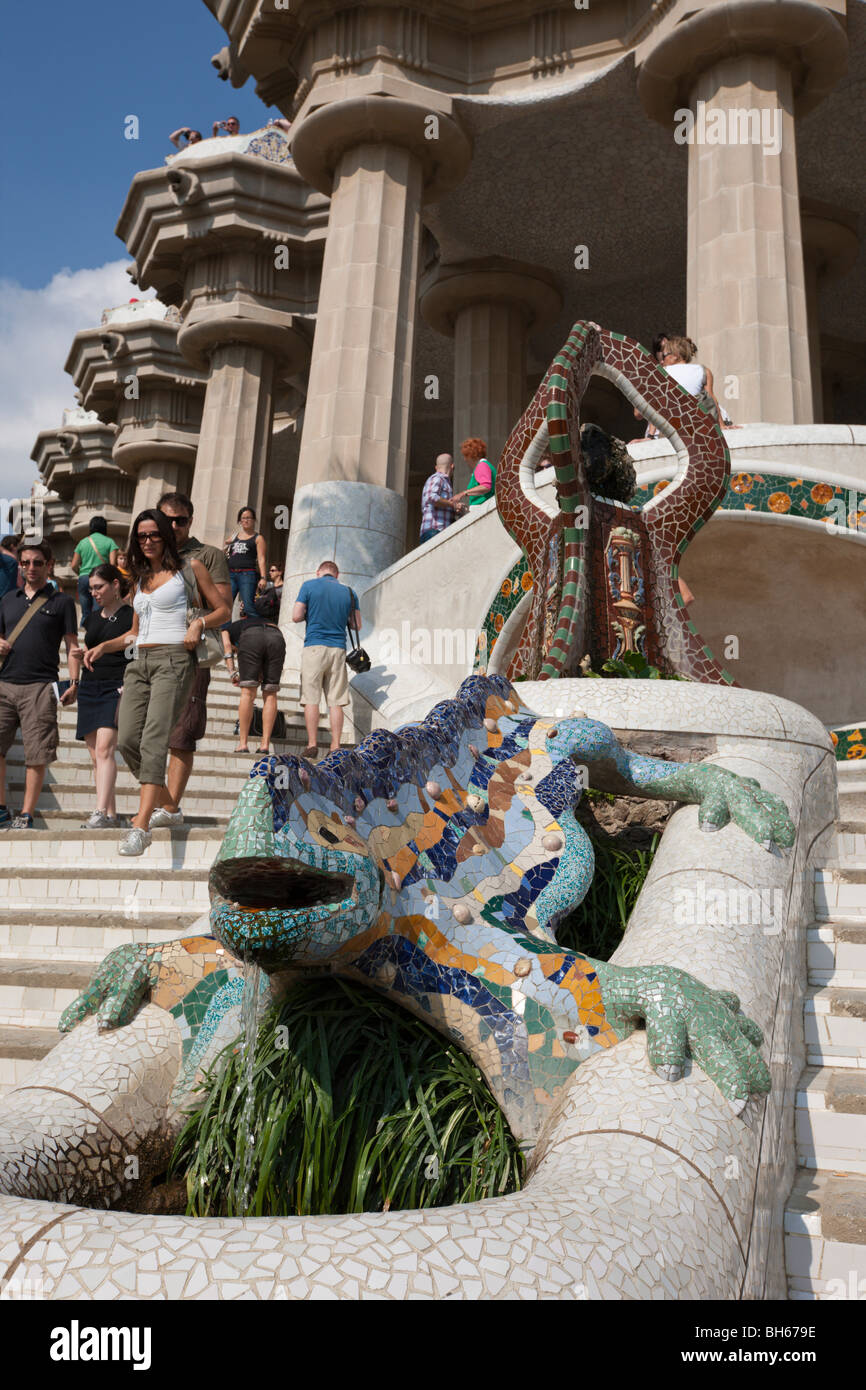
top-left (292, 561), bottom-right (361, 760)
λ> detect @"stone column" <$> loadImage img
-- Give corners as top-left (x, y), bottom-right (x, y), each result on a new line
top-left (420, 258), bottom-right (561, 485)
top-left (65, 300), bottom-right (206, 526)
top-left (116, 138), bottom-right (324, 547)
top-left (801, 201), bottom-right (859, 423)
top-left (188, 342), bottom-right (275, 540)
top-left (638, 0), bottom-right (848, 424)
top-left (282, 83), bottom-right (472, 615)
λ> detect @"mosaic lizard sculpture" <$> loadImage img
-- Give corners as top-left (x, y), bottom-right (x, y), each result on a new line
top-left (490, 320), bottom-right (735, 684)
top-left (59, 677), bottom-right (793, 1146)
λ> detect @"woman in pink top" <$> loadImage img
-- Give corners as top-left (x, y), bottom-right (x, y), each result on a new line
top-left (456, 437), bottom-right (497, 507)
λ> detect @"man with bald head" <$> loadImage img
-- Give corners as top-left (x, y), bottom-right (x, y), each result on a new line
top-left (419, 453), bottom-right (466, 544)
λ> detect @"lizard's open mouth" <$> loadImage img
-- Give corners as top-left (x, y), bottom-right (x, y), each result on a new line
top-left (209, 856), bottom-right (354, 911)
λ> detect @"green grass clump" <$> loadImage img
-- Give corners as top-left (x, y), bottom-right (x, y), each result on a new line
top-left (556, 832), bottom-right (659, 960)
top-left (171, 976), bottom-right (525, 1218)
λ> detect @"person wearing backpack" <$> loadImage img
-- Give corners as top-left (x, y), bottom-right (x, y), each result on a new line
top-left (70, 516), bottom-right (119, 626)
top-left (83, 510), bottom-right (228, 855)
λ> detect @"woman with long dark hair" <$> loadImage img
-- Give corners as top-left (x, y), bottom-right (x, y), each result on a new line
top-left (83, 510), bottom-right (229, 855)
top-left (76, 563), bottom-right (133, 828)
top-left (224, 506), bottom-right (266, 617)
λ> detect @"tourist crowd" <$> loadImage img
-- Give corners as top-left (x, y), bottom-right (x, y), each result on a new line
top-left (0, 495), bottom-right (361, 857)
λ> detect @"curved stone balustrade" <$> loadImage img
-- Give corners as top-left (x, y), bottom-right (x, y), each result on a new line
top-left (344, 425), bottom-right (866, 740)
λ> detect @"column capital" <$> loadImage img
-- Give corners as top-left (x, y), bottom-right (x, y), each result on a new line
top-left (637, 0), bottom-right (848, 124)
top-left (177, 303), bottom-right (312, 374)
top-left (419, 256), bottom-right (561, 338)
top-left (30, 415), bottom-right (133, 545)
top-left (290, 77), bottom-right (472, 203)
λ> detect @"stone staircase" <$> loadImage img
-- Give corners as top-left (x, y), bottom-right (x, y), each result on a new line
top-left (785, 772), bottom-right (866, 1299)
top-left (0, 665), bottom-right (339, 1094)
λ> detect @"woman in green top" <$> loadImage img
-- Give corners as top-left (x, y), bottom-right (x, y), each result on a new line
top-left (457, 437), bottom-right (497, 507)
top-left (71, 516), bottom-right (119, 626)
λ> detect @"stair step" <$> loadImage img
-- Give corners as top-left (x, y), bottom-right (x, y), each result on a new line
top-left (786, 1169), bottom-right (866, 1299)
top-left (814, 866), bottom-right (866, 919)
top-left (807, 922), bottom-right (866, 987)
top-left (0, 908), bottom-right (204, 961)
top-left (0, 1023), bottom-right (59, 1060)
top-left (796, 1068), bottom-right (866, 1174)
top-left (804, 986), bottom-right (866, 1067)
top-left (0, 829), bottom-right (223, 864)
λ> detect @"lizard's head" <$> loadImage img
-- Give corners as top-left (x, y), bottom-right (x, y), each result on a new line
top-left (208, 777), bottom-right (376, 970)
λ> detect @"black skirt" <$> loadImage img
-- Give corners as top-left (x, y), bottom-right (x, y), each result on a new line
top-left (76, 678), bottom-right (124, 739)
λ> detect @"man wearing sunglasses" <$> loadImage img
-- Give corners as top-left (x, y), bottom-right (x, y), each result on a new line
top-left (0, 541), bottom-right (80, 829)
top-left (150, 492), bottom-right (231, 826)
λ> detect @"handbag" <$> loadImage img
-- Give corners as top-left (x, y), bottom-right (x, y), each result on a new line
top-left (345, 590), bottom-right (371, 674)
top-left (234, 707), bottom-right (287, 740)
top-left (0, 593), bottom-right (51, 674)
top-left (180, 563), bottom-right (224, 667)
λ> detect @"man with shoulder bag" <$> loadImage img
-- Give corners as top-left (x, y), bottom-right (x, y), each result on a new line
top-left (0, 540), bottom-right (81, 830)
top-left (292, 561), bottom-right (362, 760)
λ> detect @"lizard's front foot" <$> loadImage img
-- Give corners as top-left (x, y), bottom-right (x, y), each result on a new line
top-left (688, 764), bottom-right (794, 851)
top-left (595, 961), bottom-right (770, 1114)
top-left (58, 943), bottom-right (157, 1034)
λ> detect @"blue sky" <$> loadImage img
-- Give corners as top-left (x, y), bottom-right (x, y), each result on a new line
top-left (0, 0), bottom-right (278, 497)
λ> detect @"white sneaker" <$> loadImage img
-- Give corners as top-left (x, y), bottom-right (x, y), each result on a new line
top-left (118, 827), bottom-right (152, 856)
top-left (149, 808), bottom-right (184, 828)
top-left (85, 811), bottom-right (120, 829)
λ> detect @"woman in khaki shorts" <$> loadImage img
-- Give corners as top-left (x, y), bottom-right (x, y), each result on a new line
top-left (85, 510), bottom-right (228, 856)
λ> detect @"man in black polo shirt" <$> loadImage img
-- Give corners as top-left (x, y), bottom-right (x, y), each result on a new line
top-left (0, 541), bottom-right (80, 829)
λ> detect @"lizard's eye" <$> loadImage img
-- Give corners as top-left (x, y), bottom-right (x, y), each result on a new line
top-left (547, 727), bottom-right (559, 740)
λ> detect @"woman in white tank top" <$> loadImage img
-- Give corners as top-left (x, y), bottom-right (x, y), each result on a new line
top-left (85, 509), bottom-right (229, 855)
top-left (661, 335), bottom-right (723, 422)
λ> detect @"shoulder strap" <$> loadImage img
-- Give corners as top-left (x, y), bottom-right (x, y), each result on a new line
top-left (0, 593), bottom-right (52, 669)
top-left (180, 562), bottom-right (200, 608)
top-left (87, 536), bottom-right (103, 563)
top-left (346, 589), bottom-right (360, 650)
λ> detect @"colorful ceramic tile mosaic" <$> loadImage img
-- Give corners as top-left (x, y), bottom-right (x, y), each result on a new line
top-left (632, 469), bottom-right (866, 529)
top-left (489, 321), bottom-right (735, 685)
top-left (60, 676), bottom-right (794, 1144)
top-left (832, 726), bottom-right (866, 763)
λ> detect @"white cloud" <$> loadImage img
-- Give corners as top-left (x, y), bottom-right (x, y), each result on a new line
top-left (0, 261), bottom-right (154, 503)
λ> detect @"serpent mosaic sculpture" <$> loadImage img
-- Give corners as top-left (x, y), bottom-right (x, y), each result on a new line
top-left (58, 676), bottom-right (794, 1151)
top-left (488, 320), bottom-right (736, 683)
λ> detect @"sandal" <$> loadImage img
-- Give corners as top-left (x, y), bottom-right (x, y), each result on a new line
top-left (234, 746), bottom-right (250, 754)
top-left (255, 747), bottom-right (270, 755)
top-left (301, 744), bottom-right (319, 760)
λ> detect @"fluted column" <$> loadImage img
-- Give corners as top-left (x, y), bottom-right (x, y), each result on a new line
top-left (420, 258), bottom-right (561, 485)
top-left (116, 137), bottom-right (323, 547)
top-left (638, 0), bottom-right (848, 424)
top-left (280, 85), bottom-right (472, 623)
top-left (65, 300), bottom-right (205, 528)
top-left (189, 342), bottom-right (275, 538)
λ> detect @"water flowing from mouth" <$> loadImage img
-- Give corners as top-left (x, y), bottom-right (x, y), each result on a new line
top-left (233, 956), bottom-right (263, 1216)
